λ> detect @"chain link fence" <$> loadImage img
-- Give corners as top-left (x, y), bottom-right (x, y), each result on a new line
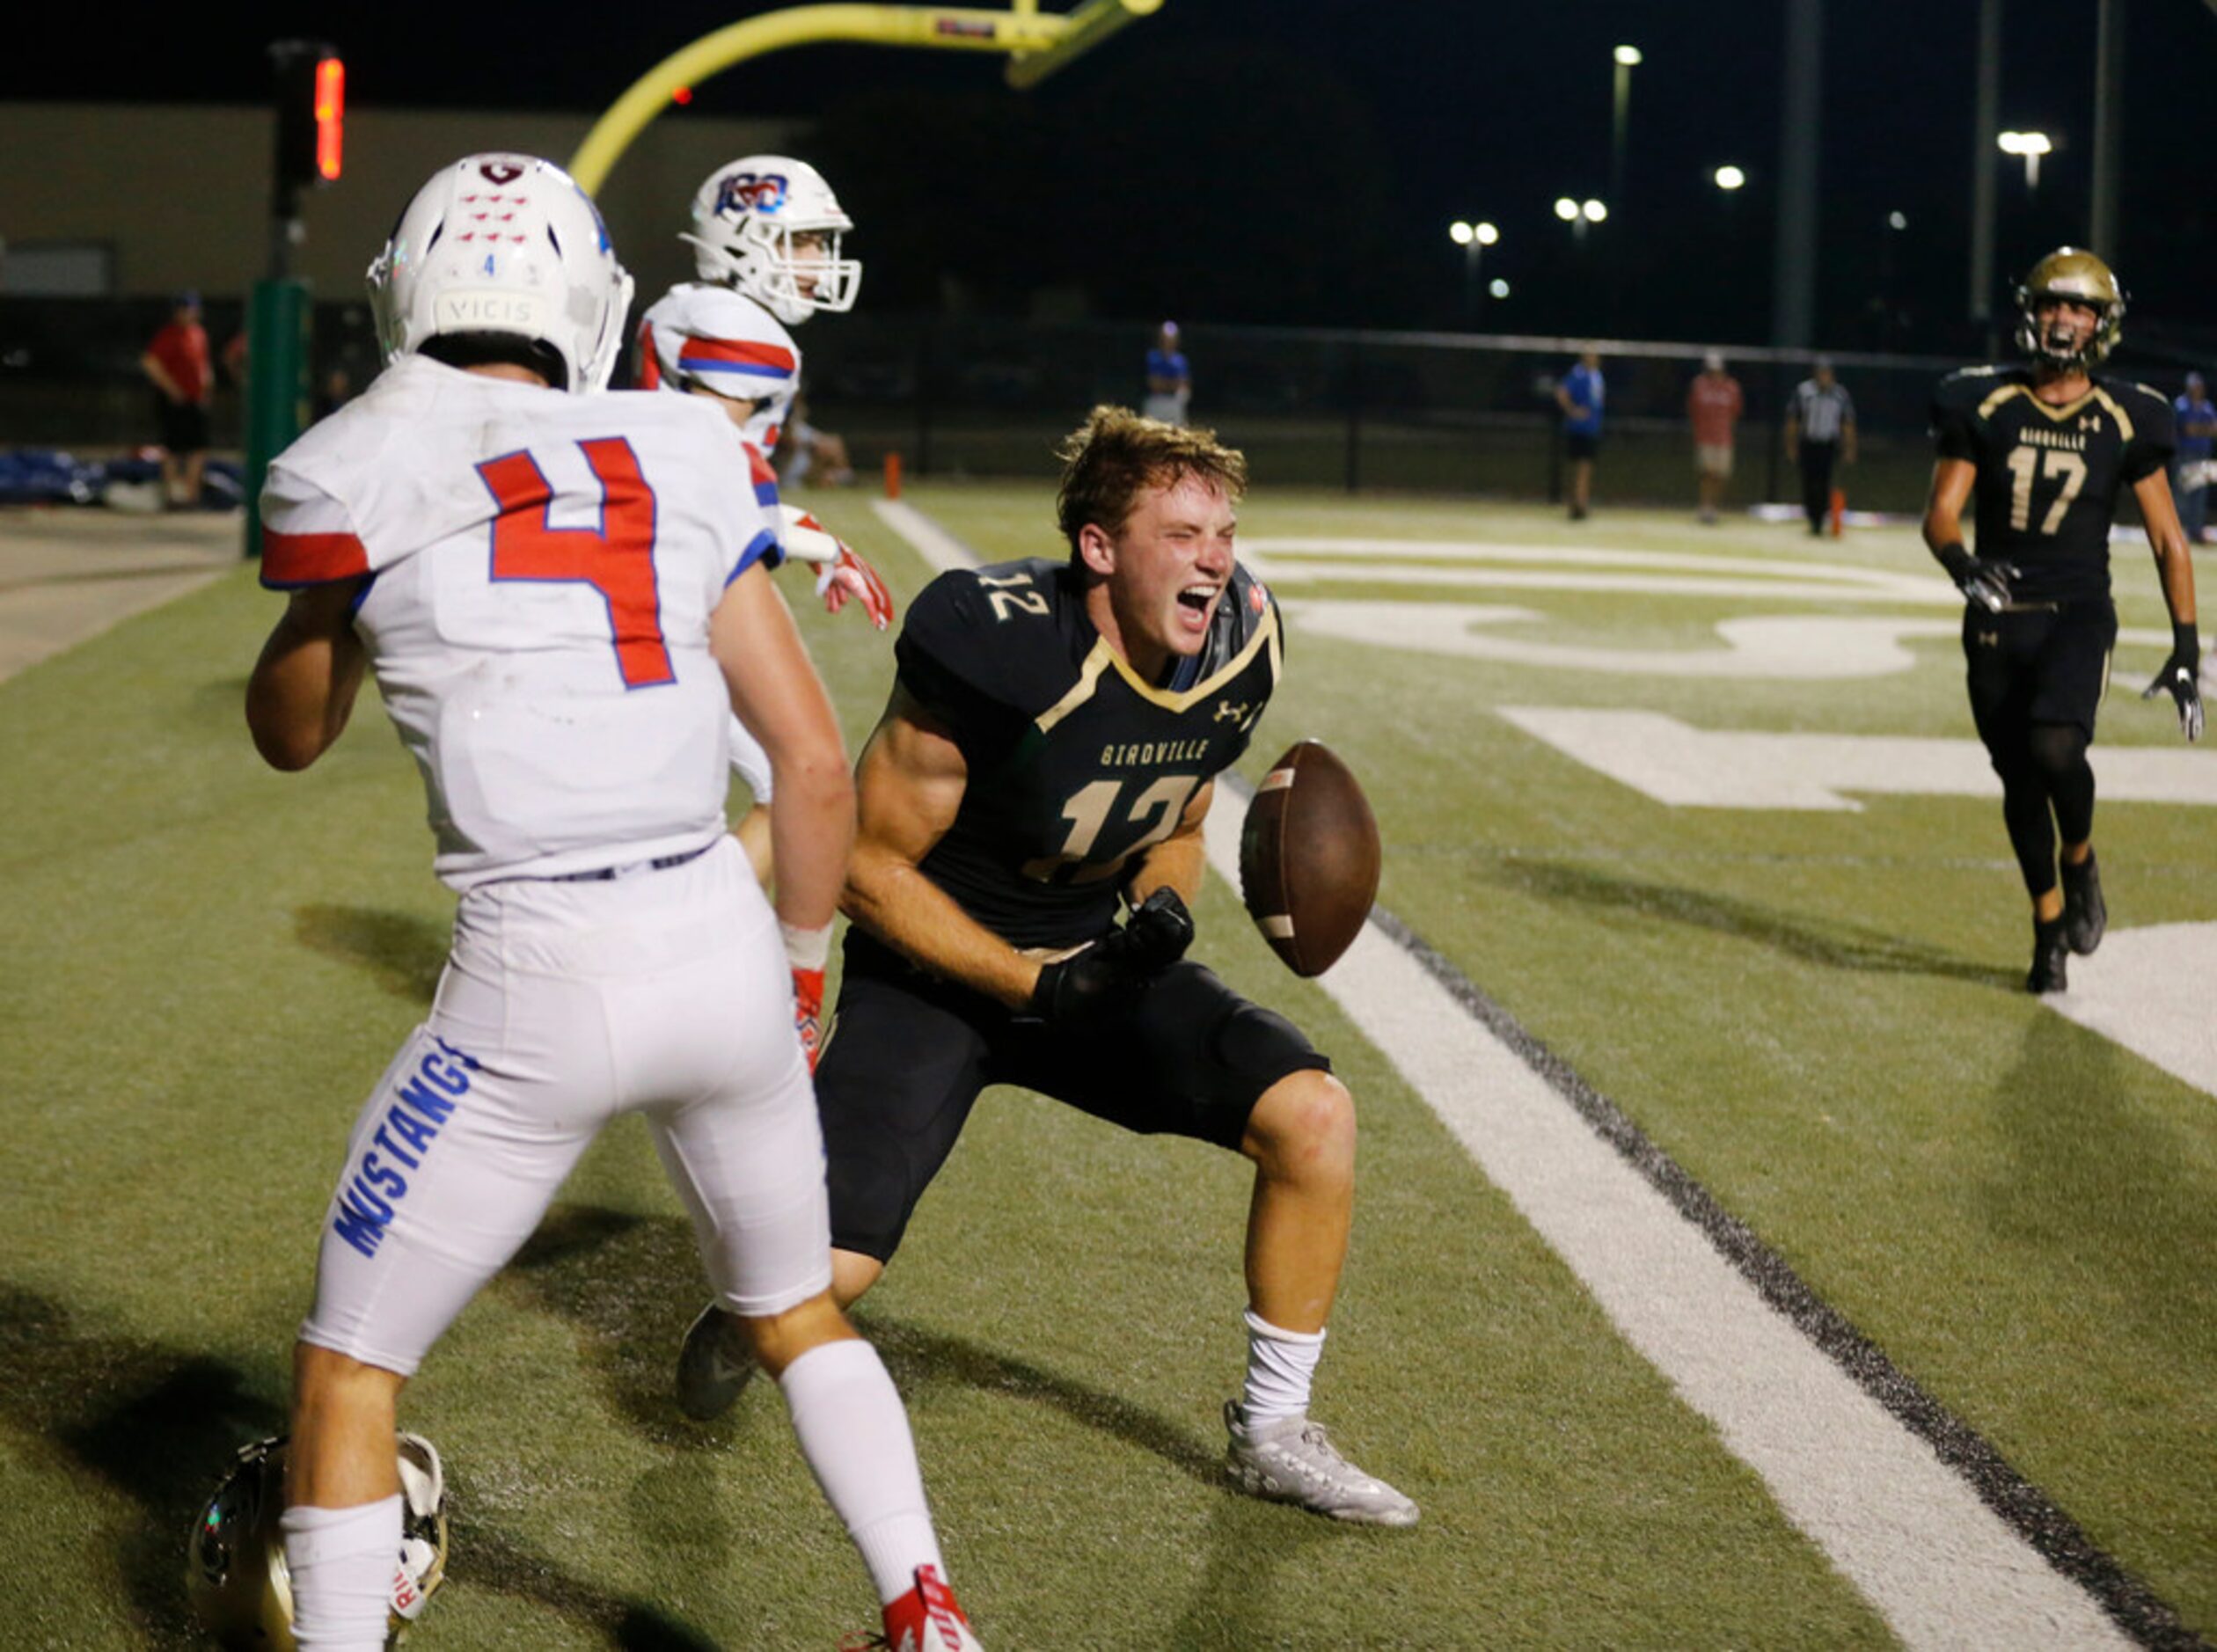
top-left (3, 298), bottom-right (2199, 519)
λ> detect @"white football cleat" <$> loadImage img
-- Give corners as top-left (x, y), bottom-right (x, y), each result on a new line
top-left (1224, 1400), bottom-right (1419, 1527)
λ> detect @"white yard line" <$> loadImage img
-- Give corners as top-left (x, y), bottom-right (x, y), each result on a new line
top-left (871, 498), bottom-right (2138, 1650)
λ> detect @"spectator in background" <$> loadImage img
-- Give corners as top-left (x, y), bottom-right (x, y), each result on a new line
top-left (141, 292), bottom-right (212, 509)
top-left (1555, 347), bottom-right (1604, 521)
top-left (781, 391), bottom-right (855, 487)
top-left (1143, 320), bottom-right (1191, 425)
top-left (2172, 371), bottom-right (2215, 545)
top-left (1786, 356), bottom-right (1856, 536)
top-left (1687, 350), bottom-right (1744, 524)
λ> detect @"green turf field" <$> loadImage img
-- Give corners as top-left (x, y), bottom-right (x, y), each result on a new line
top-left (2, 486), bottom-right (2210, 1648)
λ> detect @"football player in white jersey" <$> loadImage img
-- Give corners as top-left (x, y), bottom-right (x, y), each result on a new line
top-left (245, 154), bottom-right (982, 1652)
top-left (636, 157), bottom-right (892, 943)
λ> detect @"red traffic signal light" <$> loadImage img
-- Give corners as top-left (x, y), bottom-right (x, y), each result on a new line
top-left (272, 41), bottom-right (343, 194)
top-left (313, 55), bottom-right (344, 181)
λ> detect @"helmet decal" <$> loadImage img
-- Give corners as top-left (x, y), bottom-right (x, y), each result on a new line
top-left (681, 155), bottom-right (860, 325)
top-left (716, 172), bottom-right (791, 216)
top-left (366, 153), bottom-right (634, 394)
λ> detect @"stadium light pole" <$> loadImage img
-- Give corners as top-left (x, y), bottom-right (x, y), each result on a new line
top-left (1998, 129), bottom-right (2054, 190)
top-left (1450, 219), bottom-right (1498, 323)
top-left (2091, 0), bottom-right (2123, 257)
top-left (1556, 195), bottom-right (1604, 246)
top-left (1611, 45), bottom-right (1642, 215)
top-left (1878, 209), bottom-right (1908, 348)
top-left (1969, 0), bottom-right (2001, 347)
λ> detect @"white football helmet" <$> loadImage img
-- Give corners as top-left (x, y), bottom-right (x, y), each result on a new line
top-left (682, 156), bottom-right (860, 325)
top-left (368, 153), bottom-right (633, 393)
top-left (186, 1432), bottom-right (450, 1650)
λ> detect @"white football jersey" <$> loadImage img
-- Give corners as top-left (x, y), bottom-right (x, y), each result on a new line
top-left (635, 282), bottom-right (801, 454)
top-left (260, 355), bottom-right (779, 889)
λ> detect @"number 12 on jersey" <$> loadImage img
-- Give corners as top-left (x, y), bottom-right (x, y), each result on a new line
top-left (478, 438), bottom-right (673, 688)
top-left (1022, 773), bottom-right (1203, 883)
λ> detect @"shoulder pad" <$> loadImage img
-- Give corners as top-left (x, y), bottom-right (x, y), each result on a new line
top-left (896, 557), bottom-right (1079, 729)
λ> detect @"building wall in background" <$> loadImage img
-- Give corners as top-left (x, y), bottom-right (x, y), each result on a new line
top-left (0, 103), bottom-right (805, 303)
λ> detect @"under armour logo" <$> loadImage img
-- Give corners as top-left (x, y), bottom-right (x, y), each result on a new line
top-left (1977, 630), bottom-right (2000, 647)
top-left (1214, 700), bottom-right (1251, 723)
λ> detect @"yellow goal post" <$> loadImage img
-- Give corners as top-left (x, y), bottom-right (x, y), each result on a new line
top-left (568, 0), bottom-right (1165, 196)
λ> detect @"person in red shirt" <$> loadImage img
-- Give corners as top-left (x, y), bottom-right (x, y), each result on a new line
top-left (1687, 350), bottom-right (1744, 524)
top-left (141, 291), bottom-right (212, 508)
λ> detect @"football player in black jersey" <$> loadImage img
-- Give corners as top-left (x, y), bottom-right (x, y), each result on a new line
top-left (675, 406), bottom-right (1418, 1525)
top-left (1924, 249), bottom-right (2202, 993)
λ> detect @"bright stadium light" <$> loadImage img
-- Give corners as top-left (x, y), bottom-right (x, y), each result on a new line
top-left (1582, 199), bottom-right (1607, 223)
top-left (1997, 129), bottom-right (2053, 188)
top-left (1452, 219), bottom-right (1499, 319)
top-left (1613, 44), bottom-right (1643, 65)
top-left (1714, 164), bottom-right (1746, 191)
top-left (1888, 209), bottom-right (1908, 230)
top-left (1555, 197), bottom-right (1580, 221)
top-left (1489, 277), bottom-right (1510, 298)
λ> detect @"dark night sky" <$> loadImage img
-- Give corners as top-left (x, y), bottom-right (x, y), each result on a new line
top-left (21, 0), bottom-right (2217, 351)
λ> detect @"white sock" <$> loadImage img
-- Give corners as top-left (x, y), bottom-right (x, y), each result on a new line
top-left (778, 1337), bottom-right (947, 1605)
top-left (1241, 1308), bottom-right (1326, 1425)
top-left (282, 1495), bottom-right (401, 1651)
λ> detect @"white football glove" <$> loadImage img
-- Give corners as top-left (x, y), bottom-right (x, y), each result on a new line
top-left (775, 503), bottom-right (895, 630)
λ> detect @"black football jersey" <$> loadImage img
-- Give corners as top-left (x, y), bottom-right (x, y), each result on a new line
top-left (891, 555), bottom-right (1281, 947)
top-left (1929, 366), bottom-right (2173, 603)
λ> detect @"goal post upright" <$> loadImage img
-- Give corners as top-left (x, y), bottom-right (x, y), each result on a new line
top-left (569, 0), bottom-right (1166, 196)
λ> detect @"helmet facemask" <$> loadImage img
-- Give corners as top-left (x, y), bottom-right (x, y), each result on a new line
top-left (187, 1433), bottom-right (450, 1649)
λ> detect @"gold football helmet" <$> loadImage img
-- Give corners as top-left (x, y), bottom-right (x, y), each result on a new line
top-left (2014, 248), bottom-right (2126, 369)
top-left (185, 1433), bottom-right (450, 1649)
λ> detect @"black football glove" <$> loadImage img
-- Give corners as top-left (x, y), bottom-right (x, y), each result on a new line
top-left (2140, 621), bottom-right (2205, 741)
top-left (1028, 886), bottom-right (1195, 1031)
top-left (1936, 544), bottom-right (2019, 613)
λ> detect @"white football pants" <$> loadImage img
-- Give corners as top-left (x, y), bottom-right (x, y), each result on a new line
top-left (299, 835), bottom-right (830, 1375)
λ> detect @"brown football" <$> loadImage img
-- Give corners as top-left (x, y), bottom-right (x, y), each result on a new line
top-left (1238, 740), bottom-right (1381, 977)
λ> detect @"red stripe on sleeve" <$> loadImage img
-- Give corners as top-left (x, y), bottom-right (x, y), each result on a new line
top-left (261, 528), bottom-right (370, 585)
top-left (681, 337), bottom-right (797, 372)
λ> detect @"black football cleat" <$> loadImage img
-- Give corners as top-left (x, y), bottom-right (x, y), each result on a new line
top-left (2060, 851), bottom-right (2106, 956)
top-left (2026, 917), bottom-right (2070, 994)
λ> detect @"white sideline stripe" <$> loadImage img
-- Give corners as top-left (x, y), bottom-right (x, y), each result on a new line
top-left (1196, 813), bottom-right (2128, 1652)
top-left (874, 499), bottom-right (977, 575)
top-left (868, 498), bottom-right (2131, 1650)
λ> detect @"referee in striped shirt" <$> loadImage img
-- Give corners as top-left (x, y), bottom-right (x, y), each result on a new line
top-left (1785, 358), bottom-right (1857, 535)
